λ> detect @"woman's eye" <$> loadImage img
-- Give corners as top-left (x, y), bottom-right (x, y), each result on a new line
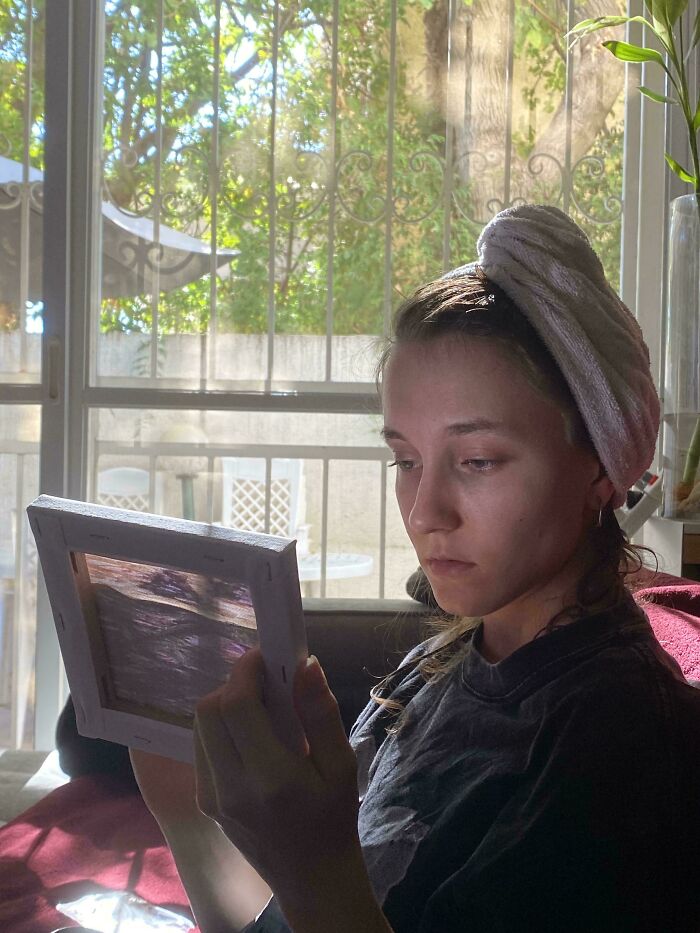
top-left (388, 459), bottom-right (416, 472)
top-left (461, 459), bottom-right (498, 471)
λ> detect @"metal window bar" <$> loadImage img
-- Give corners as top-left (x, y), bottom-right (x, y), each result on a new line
top-left (264, 456), bottom-right (272, 534)
top-left (148, 452), bottom-right (158, 512)
top-left (19, 0), bottom-right (34, 376)
top-left (207, 0), bottom-right (222, 389)
top-left (503, 0), bottom-right (515, 209)
top-left (325, 0), bottom-right (340, 383)
top-left (442, 0), bottom-right (456, 270)
top-left (266, 0), bottom-right (281, 389)
top-left (620, 8), bottom-right (643, 302)
top-left (383, 0), bottom-right (398, 338)
top-left (320, 457), bottom-right (329, 597)
top-left (150, 0), bottom-right (165, 382)
top-left (562, 0), bottom-right (576, 214)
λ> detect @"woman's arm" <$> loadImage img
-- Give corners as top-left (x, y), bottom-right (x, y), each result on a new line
top-left (129, 749), bottom-right (272, 932)
top-left (194, 649), bottom-right (395, 933)
top-left (272, 843), bottom-right (393, 933)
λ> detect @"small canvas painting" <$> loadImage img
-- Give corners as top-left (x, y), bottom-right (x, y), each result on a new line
top-left (81, 553), bottom-right (257, 725)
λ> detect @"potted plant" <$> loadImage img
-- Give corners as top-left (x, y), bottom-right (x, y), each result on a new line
top-left (569, 1), bottom-right (700, 517)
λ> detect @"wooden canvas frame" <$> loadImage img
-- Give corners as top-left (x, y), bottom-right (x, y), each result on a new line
top-left (27, 495), bottom-right (308, 763)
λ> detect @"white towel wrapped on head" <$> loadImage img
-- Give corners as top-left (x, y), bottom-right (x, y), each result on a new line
top-left (444, 204), bottom-right (660, 509)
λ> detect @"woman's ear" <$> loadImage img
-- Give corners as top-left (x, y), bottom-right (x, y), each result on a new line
top-left (589, 463), bottom-right (616, 511)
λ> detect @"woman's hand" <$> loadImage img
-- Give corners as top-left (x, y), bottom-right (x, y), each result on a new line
top-left (194, 647), bottom-right (391, 933)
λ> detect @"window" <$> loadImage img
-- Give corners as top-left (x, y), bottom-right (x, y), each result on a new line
top-left (0, 0), bottom-right (681, 748)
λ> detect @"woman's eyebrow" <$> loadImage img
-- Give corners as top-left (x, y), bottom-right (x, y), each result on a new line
top-left (447, 418), bottom-right (509, 436)
top-left (381, 419), bottom-right (508, 441)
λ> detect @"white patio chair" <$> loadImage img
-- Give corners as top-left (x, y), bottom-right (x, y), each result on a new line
top-left (96, 466), bottom-right (164, 514)
top-left (219, 457), bottom-right (373, 588)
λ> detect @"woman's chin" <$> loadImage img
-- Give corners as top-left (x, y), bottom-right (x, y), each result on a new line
top-left (428, 583), bottom-right (478, 618)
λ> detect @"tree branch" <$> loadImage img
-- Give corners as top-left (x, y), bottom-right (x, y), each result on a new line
top-left (229, 49), bottom-right (261, 84)
top-left (523, 0), bottom-right (562, 41)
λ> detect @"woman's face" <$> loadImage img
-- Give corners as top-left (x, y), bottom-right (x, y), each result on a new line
top-left (382, 336), bottom-right (607, 623)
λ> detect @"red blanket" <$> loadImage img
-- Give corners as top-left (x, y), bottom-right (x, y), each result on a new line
top-left (0, 774), bottom-right (197, 932)
top-left (0, 580), bottom-right (698, 933)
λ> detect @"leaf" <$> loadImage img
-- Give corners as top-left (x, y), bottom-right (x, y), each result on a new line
top-left (526, 27), bottom-right (543, 49)
top-left (638, 84), bottom-right (676, 104)
top-left (694, 101), bottom-right (700, 132)
top-left (691, 10), bottom-right (700, 50)
top-left (643, 0), bottom-right (673, 44)
top-left (602, 39), bottom-right (665, 65)
top-left (567, 15), bottom-right (631, 36)
top-left (659, 0), bottom-right (689, 27)
top-left (665, 153), bottom-right (697, 183)
top-left (566, 15), bottom-right (652, 44)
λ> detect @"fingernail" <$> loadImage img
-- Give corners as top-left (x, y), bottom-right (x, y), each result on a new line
top-left (304, 654), bottom-right (327, 692)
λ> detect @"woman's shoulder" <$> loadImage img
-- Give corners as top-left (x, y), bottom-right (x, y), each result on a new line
top-left (545, 616), bottom-right (700, 774)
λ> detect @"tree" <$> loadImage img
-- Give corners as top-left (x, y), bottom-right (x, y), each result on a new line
top-left (0, 0), bottom-right (627, 337)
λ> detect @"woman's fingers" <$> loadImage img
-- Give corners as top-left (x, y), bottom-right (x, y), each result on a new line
top-left (215, 647), bottom-right (292, 774)
top-left (195, 648), bottom-right (296, 808)
top-left (196, 646), bottom-right (356, 830)
top-left (194, 689), bottom-right (246, 816)
top-left (293, 656), bottom-right (358, 786)
top-left (193, 647), bottom-right (363, 891)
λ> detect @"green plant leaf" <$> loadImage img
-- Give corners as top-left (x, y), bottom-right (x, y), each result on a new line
top-left (567, 15), bottom-right (631, 35)
top-left (665, 152), bottom-right (697, 183)
top-left (690, 10), bottom-right (700, 50)
top-left (694, 101), bottom-right (700, 132)
top-left (643, 0), bottom-right (673, 44)
top-left (567, 15), bottom-right (653, 44)
top-left (602, 39), bottom-right (665, 65)
top-left (638, 85), bottom-right (676, 104)
top-left (660, 0), bottom-right (689, 27)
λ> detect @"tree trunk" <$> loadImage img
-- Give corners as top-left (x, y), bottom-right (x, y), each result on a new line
top-left (420, 0), bottom-right (627, 221)
top-left (525, 0), bottom-right (627, 201)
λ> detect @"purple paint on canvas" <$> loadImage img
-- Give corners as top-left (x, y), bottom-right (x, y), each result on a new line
top-left (84, 554), bottom-right (257, 719)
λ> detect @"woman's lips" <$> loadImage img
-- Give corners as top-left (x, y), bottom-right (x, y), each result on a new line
top-left (425, 558), bottom-right (475, 576)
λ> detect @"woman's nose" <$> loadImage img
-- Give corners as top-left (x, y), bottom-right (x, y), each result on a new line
top-left (407, 469), bottom-right (460, 534)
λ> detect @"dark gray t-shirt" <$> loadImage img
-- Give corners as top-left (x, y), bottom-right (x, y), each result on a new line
top-left (247, 597), bottom-right (700, 932)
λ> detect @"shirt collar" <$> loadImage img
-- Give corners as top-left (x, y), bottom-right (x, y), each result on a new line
top-left (460, 595), bottom-right (651, 702)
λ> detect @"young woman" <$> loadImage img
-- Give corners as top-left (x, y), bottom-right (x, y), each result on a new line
top-left (131, 204), bottom-right (700, 932)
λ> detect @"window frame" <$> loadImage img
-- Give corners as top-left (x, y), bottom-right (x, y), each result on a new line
top-left (27, 0), bottom-right (691, 748)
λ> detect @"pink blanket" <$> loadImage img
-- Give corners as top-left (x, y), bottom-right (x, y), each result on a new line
top-left (635, 573), bottom-right (700, 681)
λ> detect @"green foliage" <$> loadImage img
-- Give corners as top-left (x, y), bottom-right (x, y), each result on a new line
top-left (1, 0), bottom-right (629, 337)
top-left (665, 152), bottom-right (696, 183)
top-left (570, 0), bottom-right (700, 194)
top-left (602, 39), bottom-right (665, 64)
top-left (0, 0), bottom-right (44, 165)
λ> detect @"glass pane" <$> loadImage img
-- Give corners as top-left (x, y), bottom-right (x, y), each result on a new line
top-left (0, 0), bottom-right (44, 383)
top-left (88, 408), bottom-right (416, 598)
top-left (0, 404), bottom-right (40, 750)
top-left (94, 0), bottom-right (626, 391)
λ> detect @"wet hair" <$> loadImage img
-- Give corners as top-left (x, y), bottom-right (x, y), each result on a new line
top-left (371, 268), bottom-right (652, 729)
